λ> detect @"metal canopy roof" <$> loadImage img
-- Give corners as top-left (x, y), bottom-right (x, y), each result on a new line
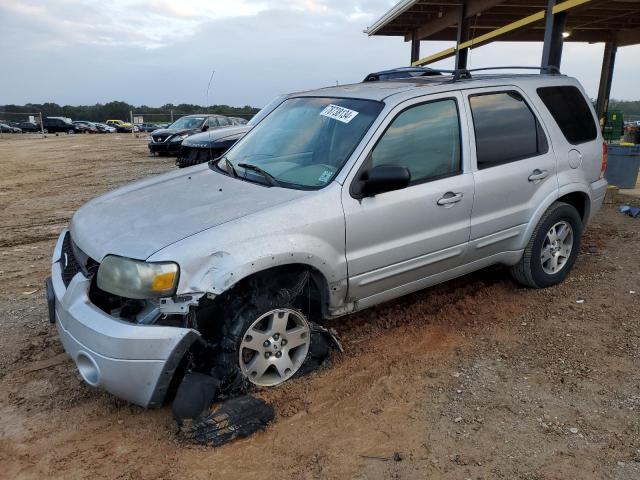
top-left (366, 0), bottom-right (640, 46)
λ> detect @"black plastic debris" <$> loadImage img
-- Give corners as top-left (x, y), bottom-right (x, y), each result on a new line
top-left (182, 395), bottom-right (275, 447)
top-left (172, 372), bottom-right (220, 426)
top-left (298, 322), bottom-right (343, 376)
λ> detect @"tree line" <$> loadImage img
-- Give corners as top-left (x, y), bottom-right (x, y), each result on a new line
top-left (608, 100), bottom-right (640, 117)
top-left (0, 101), bottom-right (260, 123)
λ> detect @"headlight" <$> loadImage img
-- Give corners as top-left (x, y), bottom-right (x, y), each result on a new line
top-left (97, 255), bottom-right (179, 299)
top-left (171, 134), bottom-right (188, 142)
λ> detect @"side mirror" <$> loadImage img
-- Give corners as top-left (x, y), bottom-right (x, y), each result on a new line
top-left (359, 164), bottom-right (411, 197)
top-left (202, 124), bottom-right (209, 132)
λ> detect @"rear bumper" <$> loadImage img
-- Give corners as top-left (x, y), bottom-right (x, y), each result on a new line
top-left (50, 230), bottom-right (198, 407)
top-left (588, 178), bottom-right (608, 223)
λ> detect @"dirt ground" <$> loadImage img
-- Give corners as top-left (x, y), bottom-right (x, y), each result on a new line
top-left (0, 134), bottom-right (639, 479)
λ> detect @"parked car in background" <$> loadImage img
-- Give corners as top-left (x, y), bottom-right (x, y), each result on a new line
top-left (177, 96), bottom-right (287, 168)
top-left (14, 121), bottom-right (40, 133)
top-left (47, 72), bottom-right (607, 408)
top-left (229, 117), bottom-right (249, 125)
top-left (148, 114), bottom-right (233, 156)
top-left (73, 121), bottom-right (99, 134)
top-left (177, 125), bottom-right (250, 168)
top-left (136, 123), bottom-right (163, 132)
top-left (43, 117), bottom-right (82, 134)
top-left (106, 120), bottom-right (135, 133)
top-left (0, 123), bottom-right (22, 133)
top-left (93, 123), bottom-right (116, 133)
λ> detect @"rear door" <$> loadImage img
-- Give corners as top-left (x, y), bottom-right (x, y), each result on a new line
top-left (342, 92), bottom-right (474, 306)
top-left (462, 87), bottom-right (558, 261)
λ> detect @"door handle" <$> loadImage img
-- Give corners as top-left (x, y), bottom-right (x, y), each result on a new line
top-left (437, 192), bottom-right (464, 206)
top-left (528, 169), bottom-right (549, 182)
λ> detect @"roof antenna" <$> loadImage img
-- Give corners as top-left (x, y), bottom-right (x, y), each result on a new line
top-left (205, 68), bottom-right (216, 165)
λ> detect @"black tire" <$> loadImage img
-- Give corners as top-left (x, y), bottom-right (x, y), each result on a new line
top-left (196, 272), bottom-right (312, 394)
top-left (510, 201), bottom-right (583, 288)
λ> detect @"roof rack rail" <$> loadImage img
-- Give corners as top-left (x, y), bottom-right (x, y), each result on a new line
top-left (363, 65), bottom-right (561, 83)
top-left (363, 66), bottom-right (444, 82)
top-left (466, 66), bottom-right (561, 74)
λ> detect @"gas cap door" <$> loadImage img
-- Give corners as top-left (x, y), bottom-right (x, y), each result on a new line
top-left (568, 149), bottom-right (582, 169)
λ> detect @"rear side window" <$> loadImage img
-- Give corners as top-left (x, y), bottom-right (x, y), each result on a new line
top-left (537, 86), bottom-right (597, 144)
top-left (469, 91), bottom-right (548, 169)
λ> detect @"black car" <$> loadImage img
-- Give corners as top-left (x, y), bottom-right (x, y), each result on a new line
top-left (136, 123), bottom-right (162, 132)
top-left (43, 117), bottom-right (82, 134)
top-left (177, 125), bottom-right (250, 168)
top-left (14, 121), bottom-right (40, 133)
top-left (175, 96), bottom-right (286, 168)
top-left (148, 114), bottom-right (233, 156)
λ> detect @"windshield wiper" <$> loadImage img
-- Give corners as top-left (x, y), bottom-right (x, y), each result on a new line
top-left (238, 163), bottom-right (281, 187)
top-left (211, 155), bottom-right (238, 178)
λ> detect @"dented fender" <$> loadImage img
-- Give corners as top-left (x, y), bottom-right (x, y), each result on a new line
top-left (147, 184), bottom-right (350, 315)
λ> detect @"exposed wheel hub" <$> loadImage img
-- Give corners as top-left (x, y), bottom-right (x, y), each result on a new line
top-left (239, 308), bottom-right (311, 387)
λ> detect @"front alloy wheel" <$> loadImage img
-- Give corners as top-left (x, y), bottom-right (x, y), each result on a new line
top-left (239, 308), bottom-right (310, 387)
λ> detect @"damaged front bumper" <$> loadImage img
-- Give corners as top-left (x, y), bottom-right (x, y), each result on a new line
top-left (50, 230), bottom-right (199, 408)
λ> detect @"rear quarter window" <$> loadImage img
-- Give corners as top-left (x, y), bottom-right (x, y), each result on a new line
top-left (536, 86), bottom-right (598, 145)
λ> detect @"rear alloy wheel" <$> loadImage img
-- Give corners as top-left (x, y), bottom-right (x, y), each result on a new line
top-left (67, 129), bottom-right (75, 134)
top-left (540, 221), bottom-right (574, 275)
top-left (239, 308), bottom-right (310, 387)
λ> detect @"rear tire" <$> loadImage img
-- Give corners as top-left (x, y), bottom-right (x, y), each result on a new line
top-left (510, 201), bottom-right (583, 288)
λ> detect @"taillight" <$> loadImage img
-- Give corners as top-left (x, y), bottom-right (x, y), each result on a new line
top-left (601, 142), bottom-right (608, 178)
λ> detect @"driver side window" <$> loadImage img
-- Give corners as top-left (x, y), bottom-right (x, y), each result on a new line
top-left (371, 99), bottom-right (461, 185)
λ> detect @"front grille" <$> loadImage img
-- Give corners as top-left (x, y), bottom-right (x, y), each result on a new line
top-left (60, 232), bottom-right (99, 287)
top-left (60, 232), bottom-right (82, 287)
top-left (177, 146), bottom-right (223, 168)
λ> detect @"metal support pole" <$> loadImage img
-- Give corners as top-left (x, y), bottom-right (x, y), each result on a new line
top-left (410, 30), bottom-right (420, 64)
top-left (40, 112), bottom-right (45, 138)
top-left (541, 0), bottom-right (567, 72)
top-left (170, 110), bottom-right (174, 123)
top-left (455, 6), bottom-right (470, 70)
top-left (130, 110), bottom-right (134, 138)
top-left (596, 41), bottom-right (618, 119)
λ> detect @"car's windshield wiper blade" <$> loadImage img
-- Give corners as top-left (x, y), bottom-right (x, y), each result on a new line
top-left (210, 155), bottom-right (238, 178)
top-left (238, 163), bottom-right (281, 187)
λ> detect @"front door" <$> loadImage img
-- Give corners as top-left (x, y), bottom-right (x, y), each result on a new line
top-left (342, 94), bottom-right (474, 306)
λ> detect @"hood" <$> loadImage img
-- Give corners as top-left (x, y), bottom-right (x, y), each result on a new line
top-left (151, 127), bottom-right (198, 137)
top-left (183, 126), bottom-right (251, 147)
top-left (70, 165), bottom-right (306, 262)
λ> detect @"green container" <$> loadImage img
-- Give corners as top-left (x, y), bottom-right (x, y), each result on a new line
top-left (603, 110), bottom-right (624, 142)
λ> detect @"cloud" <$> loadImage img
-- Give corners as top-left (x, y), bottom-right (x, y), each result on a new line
top-left (0, 0), bottom-right (638, 106)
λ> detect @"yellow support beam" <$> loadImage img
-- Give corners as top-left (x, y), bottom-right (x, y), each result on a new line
top-left (412, 0), bottom-right (592, 67)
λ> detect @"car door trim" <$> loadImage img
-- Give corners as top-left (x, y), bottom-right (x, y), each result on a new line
top-left (351, 243), bottom-right (466, 288)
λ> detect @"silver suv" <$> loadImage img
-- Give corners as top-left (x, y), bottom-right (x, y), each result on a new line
top-left (47, 72), bottom-right (608, 407)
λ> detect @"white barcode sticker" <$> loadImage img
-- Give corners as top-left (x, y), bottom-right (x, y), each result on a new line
top-left (320, 104), bottom-right (359, 124)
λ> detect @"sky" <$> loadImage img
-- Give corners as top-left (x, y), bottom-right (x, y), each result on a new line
top-left (1, 0), bottom-right (639, 108)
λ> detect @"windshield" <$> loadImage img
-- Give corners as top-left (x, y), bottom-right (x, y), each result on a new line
top-left (223, 97), bottom-right (383, 189)
top-left (247, 95), bottom-right (288, 127)
top-left (169, 116), bottom-right (205, 130)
